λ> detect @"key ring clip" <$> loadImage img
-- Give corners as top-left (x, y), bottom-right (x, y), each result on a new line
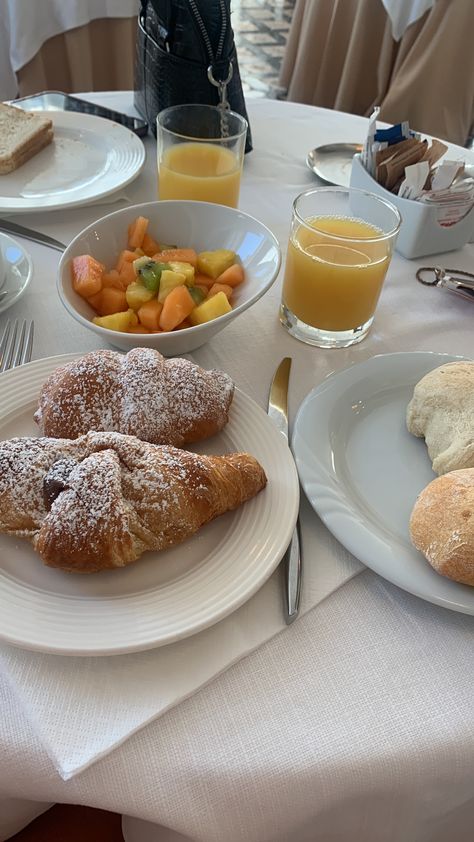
top-left (416, 266), bottom-right (474, 300)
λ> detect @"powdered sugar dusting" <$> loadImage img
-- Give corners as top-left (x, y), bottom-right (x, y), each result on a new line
top-left (0, 431), bottom-right (265, 573)
top-left (34, 348), bottom-right (234, 446)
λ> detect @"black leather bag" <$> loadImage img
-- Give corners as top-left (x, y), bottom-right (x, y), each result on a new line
top-left (134, 0), bottom-right (252, 152)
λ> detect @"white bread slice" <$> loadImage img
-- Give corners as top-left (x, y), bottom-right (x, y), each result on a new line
top-left (0, 103), bottom-right (54, 175)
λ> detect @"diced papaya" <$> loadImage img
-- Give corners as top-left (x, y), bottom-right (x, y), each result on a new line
top-left (207, 283), bottom-right (233, 300)
top-left (91, 287), bottom-right (128, 317)
top-left (197, 250), bottom-right (235, 279)
top-left (103, 270), bottom-right (126, 290)
top-left (137, 299), bottom-right (163, 330)
top-left (189, 291), bottom-right (232, 326)
top-left (157, 270), bottom-right (186, 303)
top-left (87, 291), bottom-right (103, 310)
top-left (159, 285), bottom-right (195, 332)
top-left (141, 232), bottom-right (161, 257)
top-left (153, 248), bottom-right (198, 268)
top-left (176, 318), bottom-right (192, 330)
top-left (127, 216), bottom-right (149, 250)
top-left (215, 263), bottom-right (245, 287)
top-left (119, 260), bottom-right (137, 286)
top-left (71, 255), bottom-right (104, 299)
top-left (116, 249), bottom-right (137, 273)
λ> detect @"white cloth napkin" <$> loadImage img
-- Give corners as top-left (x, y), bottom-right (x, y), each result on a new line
top-left (381, 0), bottom-right (435, 40)
top-left (0, 494), bottom-right (362, 780)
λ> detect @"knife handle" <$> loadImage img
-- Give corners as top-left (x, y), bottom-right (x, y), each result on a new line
top-left (283, 517), bottom-right (301, 624)
top-left (0, 219), bottom-right (66, 252)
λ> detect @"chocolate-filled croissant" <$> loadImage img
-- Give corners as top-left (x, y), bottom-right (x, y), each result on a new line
top-left (34, 348), bottom-right (234, 446)
top-left (0, 431), bottom-right (266, 574)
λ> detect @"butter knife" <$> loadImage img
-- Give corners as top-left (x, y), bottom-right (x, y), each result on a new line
top-left (0, 218), bottom-right (66, 252)
top-left (268, 357), bottom-right (302, 623)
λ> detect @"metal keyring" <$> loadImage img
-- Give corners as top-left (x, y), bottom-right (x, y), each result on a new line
top-left (416, 267), bottom-right (444, 286)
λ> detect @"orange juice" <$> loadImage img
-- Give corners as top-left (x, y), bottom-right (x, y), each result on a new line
top-left (158, 142), bottom-right (241, 207)
top-left (282, 216), bottom-right (391, 331)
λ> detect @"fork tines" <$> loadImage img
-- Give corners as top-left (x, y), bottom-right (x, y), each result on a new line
top-left (0, 320), bottom-right (34, 373)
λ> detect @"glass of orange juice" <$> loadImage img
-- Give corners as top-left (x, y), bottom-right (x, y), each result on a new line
top-left (156, 104), bottom-right (247, 208)
top-left (280, 187), bottom-right (401, 348)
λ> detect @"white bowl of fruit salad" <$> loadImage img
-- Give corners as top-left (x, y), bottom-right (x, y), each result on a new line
top-left (57, 200), bottom-right (281, 355)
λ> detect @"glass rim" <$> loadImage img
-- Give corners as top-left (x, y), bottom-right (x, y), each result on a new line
top-left (292, 186), bottom-right (401, 241)
top-left (156, 104), bottom-right (248, 143)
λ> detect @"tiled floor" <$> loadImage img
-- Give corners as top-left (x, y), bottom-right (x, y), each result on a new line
top-left (232, 0), bottom-right (296, 98)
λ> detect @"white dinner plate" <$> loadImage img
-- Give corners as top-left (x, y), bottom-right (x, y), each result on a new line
top-left (293, 351), bottom-right (474, 615)
top-left (0, 354), bottom-right (299, 655)
top-left (0, 232), bottom-right (33, 312)
top-left (0, 111), bottom-right (145, 214)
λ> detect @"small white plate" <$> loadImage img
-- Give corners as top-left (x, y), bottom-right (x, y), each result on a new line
top-left (293, 352), bottom-right (474, 615)
top-left (0, 232), bottom-right (33, 313)
top-left (0, 354), bottom-right (299, 655)
top-left (306, 143), bottom-right (363, 187)
top-left (0, 111), bottom-right (145, 214)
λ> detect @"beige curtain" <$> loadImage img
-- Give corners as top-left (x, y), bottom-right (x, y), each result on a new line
top-left (16, 17), bottom-right (137, 96)
top-left (280, 0), bottom-right (474, 146)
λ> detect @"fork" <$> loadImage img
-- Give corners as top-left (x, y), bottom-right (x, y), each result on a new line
top-left (0, 320), bottom-right (34, 373)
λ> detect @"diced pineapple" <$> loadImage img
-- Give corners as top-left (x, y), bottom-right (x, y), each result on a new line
top-left (126, 282), bottom-right (155, 310)
top-left (168, 261), bottom-right (195, 285)
top-left (92, 309), bottom-right (137, 332)
top-left (157, 269), bottom-right (186, 303)
top-left (197, 250), bottom-right (236, 280)
top-left (188, 291), bottom-right (232, 325)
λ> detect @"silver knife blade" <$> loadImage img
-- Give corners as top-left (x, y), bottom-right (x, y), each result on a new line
top-left (0, 218), bottom-right (66, 252)
top-left (268, 358), bottom-right (302, 623)
top-left (268, 357), bottom-right (291, 439)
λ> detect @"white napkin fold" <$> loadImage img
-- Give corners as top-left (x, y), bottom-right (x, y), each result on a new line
top-left (0, 495), bottom-right (362, 780)
top-left (381, 0), bottom-right (435, 41)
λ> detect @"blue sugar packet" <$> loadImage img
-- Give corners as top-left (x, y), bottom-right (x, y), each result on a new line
top-left (374, 121), bottom-right (410, 145)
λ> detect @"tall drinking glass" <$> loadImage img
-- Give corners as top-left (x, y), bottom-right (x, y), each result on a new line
top-left (156, 104), bottom-right (247, 208)
top-left (280, 187), bottom-right (401, 348)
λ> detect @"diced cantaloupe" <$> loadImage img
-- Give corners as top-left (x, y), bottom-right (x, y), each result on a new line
top-left (127, 216), bottom-right (149, 250)
top-left (92, 287), bottom-right (129, 316)
top-left (153, 248), bottom-right (198, 267)
top-left (215, 263), bottom-right (245, 287)
top-left (116, 249), bottom-right (137, 273)
top-left (129, 325), bottom-right (153, 334)
top-left (193, 272), bottom-right (214, 288)
top-left (119, 261), bottom-right (137, 286)
top-left (71, 255), bottom-right (104, 299)
top-left (207, 283), bottom-right (233, 300)
top-left (189, 291), bottom-right (232, 325)
top-left (141, 232), bottom-right (161, 257)
top-left (102, 270), bottom-right (125, 290)
top-left (137, 299), bottom-right (163, 330)
top-left (159, 285), bottom-right (195, 331)
top-left (197, 250), bottom-right (235, 279)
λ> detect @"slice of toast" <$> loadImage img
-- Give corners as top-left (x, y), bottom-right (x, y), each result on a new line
top-left (0, 103), bottom-right (54, 175)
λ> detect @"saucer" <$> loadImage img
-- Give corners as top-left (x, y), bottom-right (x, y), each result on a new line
top-left (0, 232), bottom-right (33, 313)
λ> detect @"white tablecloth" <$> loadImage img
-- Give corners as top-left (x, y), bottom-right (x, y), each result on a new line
top-left (0, 0), bottom-right (138, 99)
top-left (1, 95), bottom-right (474, 842)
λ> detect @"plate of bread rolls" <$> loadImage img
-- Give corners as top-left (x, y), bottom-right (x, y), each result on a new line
top-left (0, 348), bottom-right (299, 654)
top-left (293, 352), bottom-right (474, 615)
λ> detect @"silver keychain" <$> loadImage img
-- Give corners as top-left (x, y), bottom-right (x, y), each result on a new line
top-left (416, 266), bottom-right (474, 302)
top-left (207, 62), bottom-right (233, 138)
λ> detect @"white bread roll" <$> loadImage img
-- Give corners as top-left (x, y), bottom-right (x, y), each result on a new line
top-left (406, 361), bottom-right (474, 475)
top-left (410, 468), bottom-right (474, 586)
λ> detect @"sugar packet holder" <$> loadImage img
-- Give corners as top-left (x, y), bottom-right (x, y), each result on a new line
top-left (351, 154), bottom-right (474, 259)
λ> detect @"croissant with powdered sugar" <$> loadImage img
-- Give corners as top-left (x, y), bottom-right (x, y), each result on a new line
top-left (34, 348), bottom-right (234, 446)
top-left (0, 431), bottom-right (266, 574)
